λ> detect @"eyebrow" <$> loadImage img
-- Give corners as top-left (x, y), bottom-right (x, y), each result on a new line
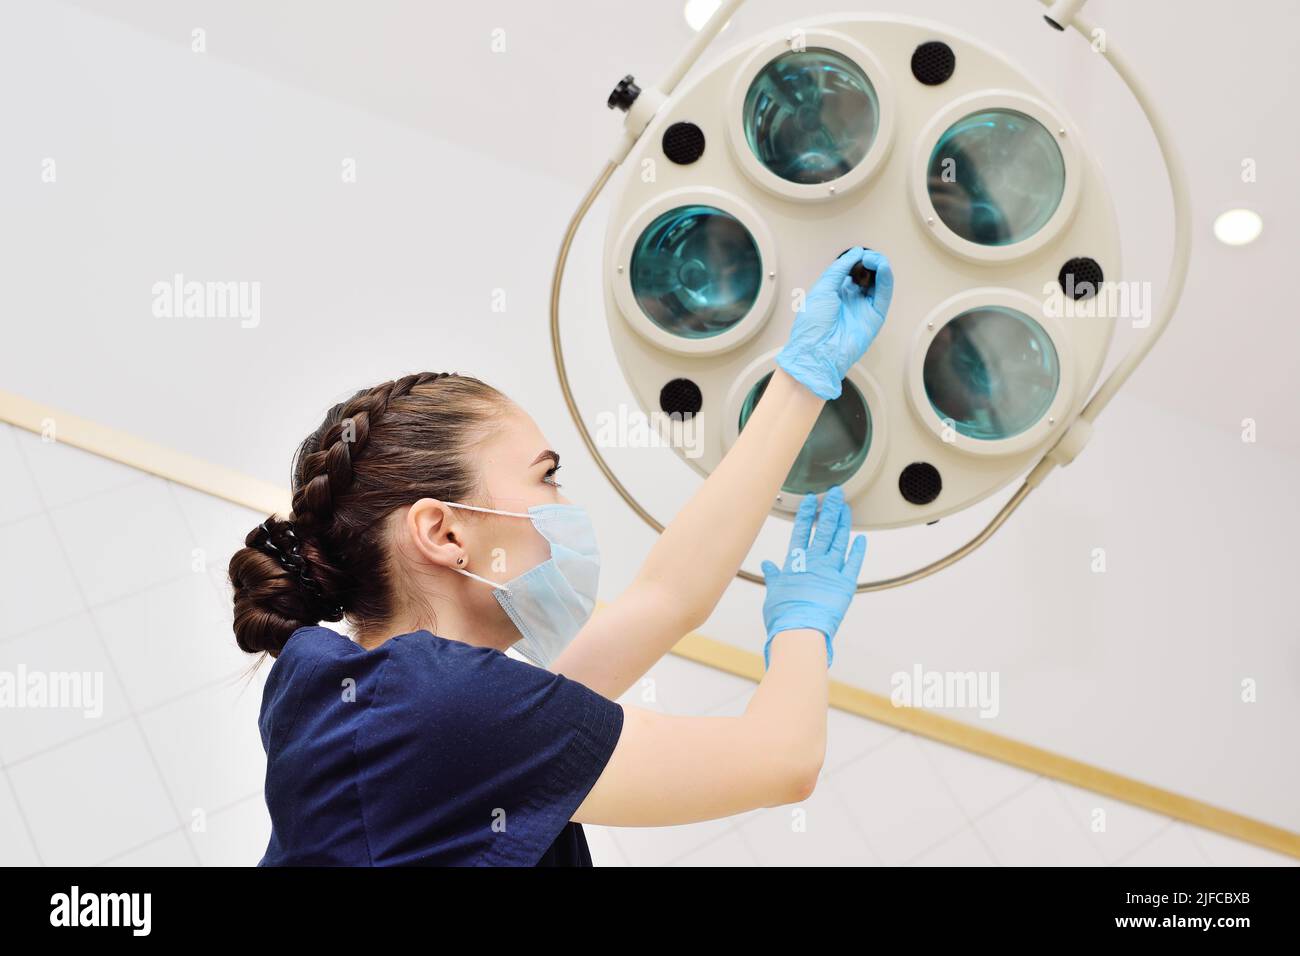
top-left (531, 449), bottom-right (560, 469)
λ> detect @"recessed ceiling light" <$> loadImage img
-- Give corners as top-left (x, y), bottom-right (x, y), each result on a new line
top-left (684, 0), bottom-right (723, 32)
top-left (1213, 208), bottom-right (1263, 246)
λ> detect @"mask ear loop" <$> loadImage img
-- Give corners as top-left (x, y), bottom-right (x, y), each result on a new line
top-left (443, 501), bottom-right (532, 518)
top-left (453, 566), bottom-right (510, 591)
top-left (441, 501), bottom-right (529, 591)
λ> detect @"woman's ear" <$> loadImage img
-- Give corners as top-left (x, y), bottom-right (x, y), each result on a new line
top-left (404, 498), bottom-right (467, 570)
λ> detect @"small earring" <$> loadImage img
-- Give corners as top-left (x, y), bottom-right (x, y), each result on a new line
top-left (456, 556), bottom-right (466, 566)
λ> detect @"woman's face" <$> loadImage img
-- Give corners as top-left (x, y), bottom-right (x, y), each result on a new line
top-left (458, 403), bottom-right (570, 584)
top-left (380, 402), bottom-right (574, 648)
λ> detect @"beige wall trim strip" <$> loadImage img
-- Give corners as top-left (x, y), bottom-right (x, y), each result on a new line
top-left (671, 632), bottom-right (1299, 859)
top-left (5, 390), bottom-right (1295, 861)
top-left (0, 389), bottom-right (288, 516)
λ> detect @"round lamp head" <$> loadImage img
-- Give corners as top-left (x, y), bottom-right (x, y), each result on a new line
top-left (603, 14), bottom-right (1120, 529)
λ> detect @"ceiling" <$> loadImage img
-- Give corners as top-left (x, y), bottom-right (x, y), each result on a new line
top-left (47, 0), bottom-right (1299, 450)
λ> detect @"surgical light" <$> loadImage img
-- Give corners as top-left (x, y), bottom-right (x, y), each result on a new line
top-left (926, 109), bottom-right (1067, 246)
top-left (738, 372), bottom-right (874, 495)
top-left (741, 48), bottom-right (880, 185)
top-left (551, 0), bottom-right (1191, 591)
top-left (922, 306), bottom-right (1061, 442)
top-left (629, 204), bottom-right (762, 339)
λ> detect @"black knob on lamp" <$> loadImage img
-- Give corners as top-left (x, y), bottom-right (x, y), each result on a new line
top-left (837, 246), bottom-right (877, 295)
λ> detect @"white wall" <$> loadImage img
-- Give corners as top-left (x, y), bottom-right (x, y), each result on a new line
top-left (0, 428), bottom-right (1292, 866)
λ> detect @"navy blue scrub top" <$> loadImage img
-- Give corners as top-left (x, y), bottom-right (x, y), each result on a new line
top-left (256, 626), bottom-right (624, 866)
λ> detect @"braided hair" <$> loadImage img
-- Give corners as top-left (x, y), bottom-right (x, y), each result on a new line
top-left (228, 372), bottom-right (509, 658)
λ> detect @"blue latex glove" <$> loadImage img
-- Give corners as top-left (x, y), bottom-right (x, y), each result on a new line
top-left (776, 248), bottom-right (894, 401)
top-left (760, 485), bottom-right (867, 669)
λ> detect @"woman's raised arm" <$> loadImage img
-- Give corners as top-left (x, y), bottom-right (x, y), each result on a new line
top-left (554, 248), bottom-right (893, 699)
top-left (573, 488), bottom-right (867, 825)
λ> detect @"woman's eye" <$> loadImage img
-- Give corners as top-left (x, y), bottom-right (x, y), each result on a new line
top-left (543, 465), bottom-right (562, 488)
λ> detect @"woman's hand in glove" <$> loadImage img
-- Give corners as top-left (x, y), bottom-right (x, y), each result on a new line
top-left (775, 247), bottom-right (894, 401)
top-left (760, 485), bottom-right (867, 669)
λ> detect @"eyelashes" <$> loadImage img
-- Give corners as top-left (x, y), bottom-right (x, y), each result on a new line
top-left (543, 464), bottom-right (562, 488)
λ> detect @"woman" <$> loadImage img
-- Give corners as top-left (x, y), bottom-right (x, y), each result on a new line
top-left (229, 247), bottom-right (893, 866)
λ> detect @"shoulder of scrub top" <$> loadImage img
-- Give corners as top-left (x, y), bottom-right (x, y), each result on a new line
top-left (268, 625), bottom-right (576, 705)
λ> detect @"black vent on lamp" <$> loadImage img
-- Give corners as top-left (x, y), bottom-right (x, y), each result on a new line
top-left (899, 462), bottom-right (942, 505)
top-left (911, 41), bottom-right (956, 85)
top-left (662, 122), bottom-right (706, 165)
top-left (1058, 257), bottom-right (1104, 300)
top-left (659, 378), bottom-right (703, 418)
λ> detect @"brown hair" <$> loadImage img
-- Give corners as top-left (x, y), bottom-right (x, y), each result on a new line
top-left (228, 372), bottom-right (509, 658)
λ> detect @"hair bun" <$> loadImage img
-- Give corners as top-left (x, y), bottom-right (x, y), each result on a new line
top-left (251, 517), bottom-right (341, 616)
top-left (229, 515), bottom-right (343, 657)
top-left (227, 371), bottom-right (507, 658)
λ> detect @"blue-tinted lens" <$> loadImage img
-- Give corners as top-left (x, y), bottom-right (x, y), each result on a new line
top-left (926, 109), bottom-right (1065, 246)
top-left (743, 48), bottom-right (879, 185)
top-left (923, 306), bottom-right (1060, 440)
top-left (739, 372), bottom-right (871, 494)
top-left (630, 205), bottom-right (762, 339)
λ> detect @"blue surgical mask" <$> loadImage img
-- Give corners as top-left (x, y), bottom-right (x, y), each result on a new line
top-left (444, 501), bottom-right (600, 668)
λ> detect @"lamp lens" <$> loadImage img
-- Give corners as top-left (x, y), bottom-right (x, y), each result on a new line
top-left (630, 205), bottom-right (762, 339)
top-left (923, 306), bottom-right (1060, 441)
top-left (739, 372), bottom-right (871, 493)
top-left (742, 47), bottom-right (879, 185)
top-left (927, 109), bottom-right (1065, 246)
